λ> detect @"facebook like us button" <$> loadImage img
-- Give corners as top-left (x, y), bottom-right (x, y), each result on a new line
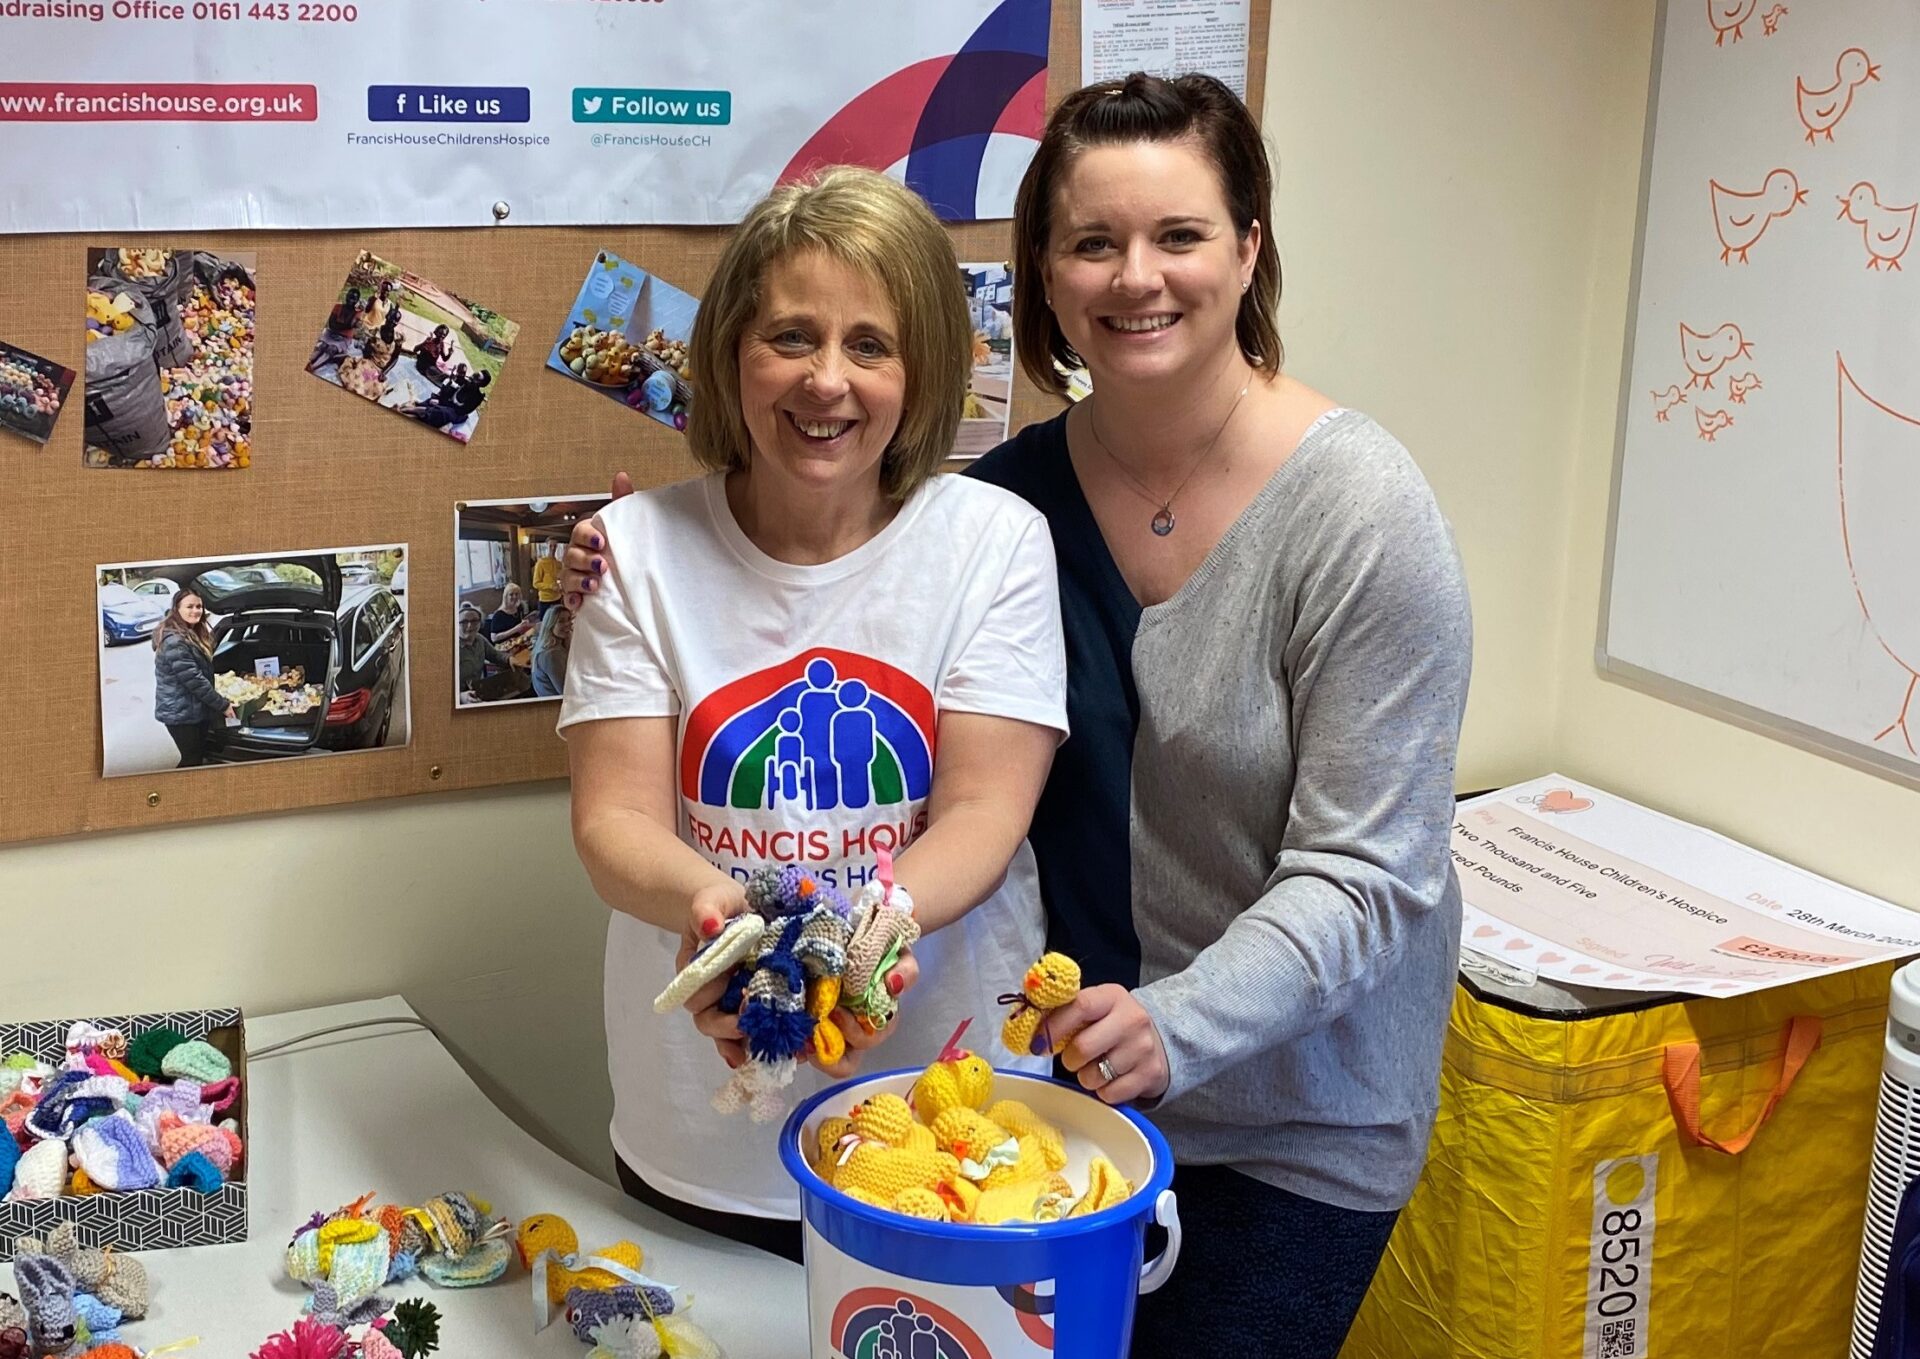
top-left (367, 85), bottom-right (530, 123)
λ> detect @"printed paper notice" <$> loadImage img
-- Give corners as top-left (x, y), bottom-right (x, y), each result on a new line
top-left (1452, 774), bottom-right (1920, 995)
top-left (1083, 0), bottom-right (1251, 97)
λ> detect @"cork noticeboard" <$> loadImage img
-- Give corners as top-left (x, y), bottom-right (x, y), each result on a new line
top-left (0, 1), bottom-right (1269, 846)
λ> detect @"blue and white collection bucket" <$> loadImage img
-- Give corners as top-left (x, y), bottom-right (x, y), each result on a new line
top-left (780, 1068), bottom-right (1180, 1358)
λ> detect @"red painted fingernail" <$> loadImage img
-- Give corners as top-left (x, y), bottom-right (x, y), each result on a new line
top-left (887, 973), bottom-right (904, 995)
top-left (701, 917), bottom-right (721, 937)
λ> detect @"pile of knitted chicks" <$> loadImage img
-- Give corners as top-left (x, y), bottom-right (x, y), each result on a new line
top-left (276, 1191), bottom-right (724, 1358)
top-left (2, 1023), bottom-right (243, 1205)
top-left (803, 952), bottom-right (1136, 1226)
top-left (1, 1223), bottom-right (152, 1358)
top-left (653, 857), bottom-right (920, 1124)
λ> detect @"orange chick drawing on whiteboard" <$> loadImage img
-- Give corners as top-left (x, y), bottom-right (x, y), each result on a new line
top-left (1681, 322), bottom-right (1752, 391)
top-left (1762, 4), bottom-right (1787, 37)
top-left (1651, 386), bottom-right (1688, 422)
top-left (1727, 373), bottom-right (1763, 404)
top-left (1708, 0), bottom-right (1757, 46)
top-left (1694, 408), bottom-right (1734, 442)
top-left (1836, 356), bottom-right (1920, 755)
top-left (1711, 169), bottom-right (1805, 264)
top-left (1838, 182), bottom-right (1917, 272)
top-left (1797, 47), bottom-right (1879, 145)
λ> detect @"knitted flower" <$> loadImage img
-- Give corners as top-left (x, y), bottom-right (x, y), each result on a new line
top-left (250, 1316), bottom-right (349, 1359)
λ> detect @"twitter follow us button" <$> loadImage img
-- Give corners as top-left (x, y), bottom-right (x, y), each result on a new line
top-left (367, 85), bottom-right (530, 123)
top-left (574, 88), bottom-right (730, 125)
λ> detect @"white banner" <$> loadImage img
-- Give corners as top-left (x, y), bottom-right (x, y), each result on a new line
top-left (0, 0), bottom-right (1050, 232)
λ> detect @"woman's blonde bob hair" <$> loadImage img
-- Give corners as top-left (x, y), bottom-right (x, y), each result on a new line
top-left (686, 166), bottom-right (971, 501)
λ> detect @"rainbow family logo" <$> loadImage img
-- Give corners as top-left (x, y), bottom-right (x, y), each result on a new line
top-left (831, 1290), bottom-right (1000, 1359)
top-left (681, 650), bottom-right (935, 812)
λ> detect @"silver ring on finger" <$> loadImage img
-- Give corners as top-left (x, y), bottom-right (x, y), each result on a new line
top-left (1097, 1057), bottom-right (1117, 1085)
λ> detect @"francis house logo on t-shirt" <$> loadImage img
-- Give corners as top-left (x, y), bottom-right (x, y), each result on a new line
top-left (681, 650), bottom-right (935, 812)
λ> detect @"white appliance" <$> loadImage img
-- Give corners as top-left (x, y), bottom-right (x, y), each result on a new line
top-left (1852, 962), bottom-right (1920, 1358)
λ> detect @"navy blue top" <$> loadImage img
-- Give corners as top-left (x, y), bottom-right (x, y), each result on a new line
top-left (967, 411), bottom-right (1143, 991)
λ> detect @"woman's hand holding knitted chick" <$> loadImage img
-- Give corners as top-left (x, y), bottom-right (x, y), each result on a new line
top-left (1050, 985), bottom-right (1171, 1106)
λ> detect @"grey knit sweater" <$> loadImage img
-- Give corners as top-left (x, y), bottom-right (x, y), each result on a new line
top-left (1124, 409), bottom-right (1473, 1212)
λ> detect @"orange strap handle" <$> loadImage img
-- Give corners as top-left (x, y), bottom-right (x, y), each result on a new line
top-left (1662, 1014), bottom-right (1822, 1155)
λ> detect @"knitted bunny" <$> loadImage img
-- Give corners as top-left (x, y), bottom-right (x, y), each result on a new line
top-left (11, 1245), bottom-right (79, 1357)
top-left (43, 1223), bottom-right (149, 1319)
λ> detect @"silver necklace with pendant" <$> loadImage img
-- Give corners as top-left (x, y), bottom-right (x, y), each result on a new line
top-left (1088, 378), bottom-right (1251, 536)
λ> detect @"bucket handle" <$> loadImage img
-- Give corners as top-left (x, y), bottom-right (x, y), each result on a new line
top-left (1138, 1189), bottom-right (1181, 1294)
top-left (1661, 1014), bottom-right (1821, 1156)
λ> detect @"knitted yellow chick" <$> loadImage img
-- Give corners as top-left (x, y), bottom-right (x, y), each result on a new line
top-left (810, 1116), bottom-right (854, 1179)
top-left (973, 1171), bottom-right (1076, 1226)
top-left (929, 1108), bottom-right (1018, 1184)
top-left (1067, 1157), bottom-right (1134, 1217)
top-left (515, 1214), bottom-right (646, 1306)
top-left (983, 1099), bottom-right (1069, 1173)
top-left (848, 1094), bottom-right (936, 1154)
top-left (833, 1144), bottom-right (962, 1207)
top-left (911, 1046), bottom-right (995, 1127)
top-left (1000, 952), bottom-right (1082, 1057)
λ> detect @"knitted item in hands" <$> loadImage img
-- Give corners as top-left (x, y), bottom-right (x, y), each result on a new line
top-left (999, 953), bottom-right (1082, 1057)
top-left (650, 915), bottom-right (765, 1015)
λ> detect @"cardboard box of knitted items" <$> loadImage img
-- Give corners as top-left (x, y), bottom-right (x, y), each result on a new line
top-left (0, 1007), bottom-right (248, 1260)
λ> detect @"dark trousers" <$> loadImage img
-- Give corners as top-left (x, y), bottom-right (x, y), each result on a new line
top-left (1130, 1163), bottom-right (1398, 1358)
top-left (615, 1156), bottom-right (804, 1265)
top-left (166, 722), bottom-right (210, 768)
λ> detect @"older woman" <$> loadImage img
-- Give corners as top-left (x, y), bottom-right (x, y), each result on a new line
top-left (559, 166), bottom-right (1067, 1262)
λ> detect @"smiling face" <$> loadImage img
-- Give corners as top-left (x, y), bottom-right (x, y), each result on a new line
top-left (176, 592), bottom-right (204, 626)
top-left (736, 249), bottom-right (907, 500)
top-left (1042, 138), bottom-right (1258, 390)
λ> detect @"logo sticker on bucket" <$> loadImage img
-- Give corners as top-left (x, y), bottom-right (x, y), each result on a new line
top-left (808, 1224), bottom-right (1054, 1357)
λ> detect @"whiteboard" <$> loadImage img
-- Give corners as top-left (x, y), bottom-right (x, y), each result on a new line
top-left (1601, 0), bottom-right (1920, 787)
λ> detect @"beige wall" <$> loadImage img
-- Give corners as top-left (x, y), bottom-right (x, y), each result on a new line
top-left (7, 0), bottom-right (1916, 1189)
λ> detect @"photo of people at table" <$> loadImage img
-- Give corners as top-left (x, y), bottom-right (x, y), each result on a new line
top-left (454, 495), bottom-right (608, 706)
top-left (308, 251), bottom-right (519, 445)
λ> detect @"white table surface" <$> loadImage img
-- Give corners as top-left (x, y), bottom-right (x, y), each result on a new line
top-left (2, 996), bottom-right (807, 1355)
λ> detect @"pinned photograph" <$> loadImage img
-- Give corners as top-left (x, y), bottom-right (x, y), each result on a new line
top-left (548, 249), bottom-right (698, 433)
top-left (97, 545), bottom-right (410, 776)
top-left (308, 251), bottom-right (519, 444)
top-left (0, 339), bottom-right (76, 446)
top-left (956, 262), bottom-right (1014, 456)
top-left (454, 495), bottom-right (610, 707)
top-left (83, 247), bottom-right (256, 469)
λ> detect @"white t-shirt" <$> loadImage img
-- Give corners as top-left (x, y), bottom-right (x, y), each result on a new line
top-left (557, 470), bottom-right (1068, 1218)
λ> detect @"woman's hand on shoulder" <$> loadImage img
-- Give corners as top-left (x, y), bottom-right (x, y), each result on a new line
top-left (563, 471), bottom-right (635, 612)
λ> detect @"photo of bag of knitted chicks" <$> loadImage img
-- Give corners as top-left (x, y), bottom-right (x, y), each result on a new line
top-left (2, 1021), bottom-right (244, 1206)
top-left (652, 853), bottom-right (919, 1124)
top-left (512, 1213), bottom-right (722, 1356)
top-left (282, 1191), bottom-right (514, 1330)
top-left (803, 1032), bottom-right (1135, 1228)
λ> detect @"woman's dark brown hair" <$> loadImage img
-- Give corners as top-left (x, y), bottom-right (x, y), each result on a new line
top-left (1011, 72), bottom-right (1282, 395)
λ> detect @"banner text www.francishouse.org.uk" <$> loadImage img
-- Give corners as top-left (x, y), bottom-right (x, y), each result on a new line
top-left (0, 82), bottom-right (317, 120)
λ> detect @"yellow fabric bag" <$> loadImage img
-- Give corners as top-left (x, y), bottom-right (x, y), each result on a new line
top-left (1342, 963), bottom-right (1894, 1359)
